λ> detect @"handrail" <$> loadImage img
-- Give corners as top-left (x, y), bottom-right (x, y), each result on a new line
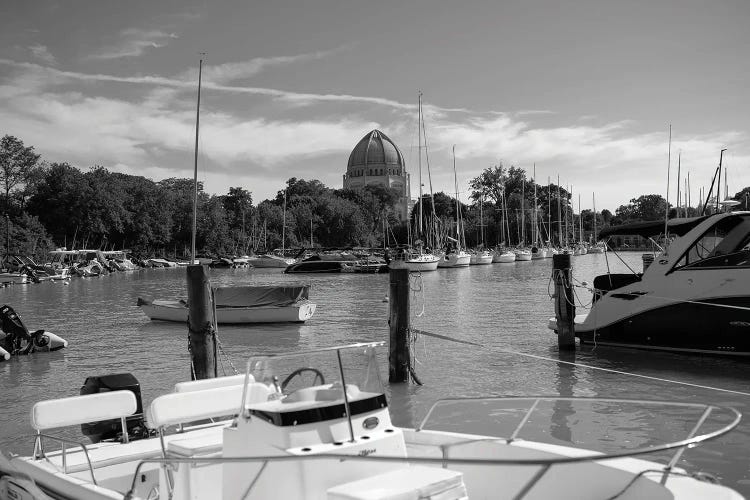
top-left (33, 433), bottom-right (98, 485)
top-left (417, 396), bottom-right (741, 472)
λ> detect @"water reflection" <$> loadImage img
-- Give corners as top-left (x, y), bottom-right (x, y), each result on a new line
top-left (551, 350), bottom-right (576, 444)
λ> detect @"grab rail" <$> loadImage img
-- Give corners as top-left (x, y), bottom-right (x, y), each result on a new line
top-left (417, 396), bottom-right (740, 472)
top-left (33, 433), bottom-right (97, 485)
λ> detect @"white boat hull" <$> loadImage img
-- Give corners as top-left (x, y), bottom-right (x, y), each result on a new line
top-left (493, 251), bottom-right (516, 263)
top-left (515, 251), bottom-right (532, 261)
top-left (388, 255), bottom-right (439, 272)
top-left (469, 253), bottom-right (494, 265)
top-left (247, 255), bottom-right (295, 268)
top-left (139, 300), bottom-right (316, 323)
top-left (437, 252), bottom-right (471, 268)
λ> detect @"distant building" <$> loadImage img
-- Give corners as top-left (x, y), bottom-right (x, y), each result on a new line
top-left (342, 130), bottom-right (411, 221)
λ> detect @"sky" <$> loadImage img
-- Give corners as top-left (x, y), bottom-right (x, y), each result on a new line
top-left (1, 0), bottom-right (749, 212)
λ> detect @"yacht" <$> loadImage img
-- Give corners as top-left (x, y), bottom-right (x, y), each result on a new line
top-left (1, 342), bottom-right (742, 500)
top-left (549, 211), bottom-right (750, 355)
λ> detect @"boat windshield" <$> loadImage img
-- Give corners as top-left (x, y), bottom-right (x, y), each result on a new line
top-left (246, 342), bottom-right (385, 400)
top-left (674, 214), bottom-right (750, 269)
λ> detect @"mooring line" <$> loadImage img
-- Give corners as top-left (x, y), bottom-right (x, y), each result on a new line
top-left (413, 328), bottom-right (750, 398)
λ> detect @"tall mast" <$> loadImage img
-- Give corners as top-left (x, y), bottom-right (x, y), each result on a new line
top-left (676, 151), bottom-right (682, 217)
top-left (557, 175), bottom-right (562, 247)
top-left (592, 193), bottom-right (597, 243)
top-left (521, 179), bottom-right (526, 245)
top-left (452, 145), bottom-right (462, 251)
top-left (578, 193), bottom-right (582, 244)
top-left (533, 164), bottom-right (537, 245)
top-left (191, 56), bottom-right (204, 264)
top-left (664, 124), bottom-right (672, 242)
top-left (417, 92), bottom-right (423, 240)
top-left (282, 189), bottom-right (287, 255)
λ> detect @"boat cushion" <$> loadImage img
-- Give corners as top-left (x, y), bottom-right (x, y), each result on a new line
top-left (31, 391), bottom-right (137, 431)
top-left (327, 466), bottom-right (467, 500)
top-left (146, 383), bottom-right (274, 429)
top-left (173, 374), bottom-right (253, 393)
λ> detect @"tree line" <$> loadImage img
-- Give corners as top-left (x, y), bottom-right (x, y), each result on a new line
top-left (2, 134), bottom-right (748, 259)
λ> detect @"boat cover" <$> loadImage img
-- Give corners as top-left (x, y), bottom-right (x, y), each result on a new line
top-left (213, 286), bottom-right (309, 308)
top-left (598, 215), bottom-right (710, 240)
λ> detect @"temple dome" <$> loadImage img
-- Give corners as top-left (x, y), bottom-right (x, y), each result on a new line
top-left (347, 130), bottom-right (405, 174)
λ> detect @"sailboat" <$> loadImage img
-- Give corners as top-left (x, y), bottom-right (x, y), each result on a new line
top-left (514, 179), bottom-right (532, 261)
top-left (492, 187), bottom-right (516, 262)
top-left (469, 194), bottom-right (493, 265)
top-left (137, 58), bottom-right (316, 323)
top-left (437, 146), bottom-right (471, 268)
top-left (530, 165), bottom-right (546, 259)
top-left (388, 92), bottom-right (439, 272)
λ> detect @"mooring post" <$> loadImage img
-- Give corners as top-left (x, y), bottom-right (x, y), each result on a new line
top-left (388, 268), bottom-right (410, 383)
top-left (186, 264), bottom-right (217, 379)
top-left (553, 253), bottom-right (576, 350)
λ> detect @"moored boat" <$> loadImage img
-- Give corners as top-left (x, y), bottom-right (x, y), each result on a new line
top-left (387, 248), bottom-right (440, 272)
top-left (1, 342), bottom-right (742, 499)
top-left (248, 254), bottom-right (295, 268)
top-left (548, 211), bottom-right (750, 355)
top-left (0, 305), bottom-right (67, 361)
top-left (468, 250), bottom-right (493, 265)
top-left (137, 285), bottom-right (316, 324)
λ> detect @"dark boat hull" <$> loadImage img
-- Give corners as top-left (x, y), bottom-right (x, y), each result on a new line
top-left (578, 297), bottom-right (750, 356)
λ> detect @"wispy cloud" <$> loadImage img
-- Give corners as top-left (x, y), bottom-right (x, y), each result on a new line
top-left (28, 44), bottom-right (56, 65)
top-left (185, 47), bottom-right (350, 85)
top-left (87, 28), bottom-right (177, 60)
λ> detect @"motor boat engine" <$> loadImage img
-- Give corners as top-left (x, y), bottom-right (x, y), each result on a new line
top-left (80, 373), bottom-right (150, 443)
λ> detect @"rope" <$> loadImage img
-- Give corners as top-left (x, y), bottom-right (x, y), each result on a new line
top-left (414, 326), bottom-right (750, 397)
top-left (216, 334), bottom-right (239, 375)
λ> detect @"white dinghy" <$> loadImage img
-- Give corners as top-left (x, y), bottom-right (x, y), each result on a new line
top-left (138, 285), bottom-right (316, 324)
top-left (1, 342), bottom-right (742, 500)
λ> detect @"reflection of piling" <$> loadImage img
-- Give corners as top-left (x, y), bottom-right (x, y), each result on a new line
top-left (187, 265), bottom-right (217, 380)
top-left (388, 268), bottom-right (409, 383)
top-left (553, 254), bottom-right (576, 350)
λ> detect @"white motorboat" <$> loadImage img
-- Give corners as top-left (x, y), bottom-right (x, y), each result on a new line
top-left (469, 250), bottom-right (493, 265)
top-left (492, 249), bottom-right (516, 263)
top-left (137, 285), bottom-right (316, 324)
top-left (548, 212), bottom-right (750, 355)
top-left (1, 342), bottom-right (742, 500)
top-left (247, 254), bottom-right (295, 268)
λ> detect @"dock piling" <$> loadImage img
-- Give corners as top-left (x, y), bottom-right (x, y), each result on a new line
top-left (553, 254), bottom-right (576, 350)
top-left (186, 264), bottom-right (217, 379)
top-left (388, 268), bottom-right (410, 383)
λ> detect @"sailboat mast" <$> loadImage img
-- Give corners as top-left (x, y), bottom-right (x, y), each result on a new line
top-left (533, 164), bottom-right (537, 246)
top-left (521, 179), bottom-right (525, 245)
top-left (593, 193), bottom-right (597, 243)
top-left (282, 189), bottom-right (287, 254)
top-left (557, 176), bottom-right (562, 247)
top-left (417, 92), bottom-right (423, 239)
top-left (578, 193), bottom-right (582, 244)
top-left (191, 57), bottom-right (203, 265)
top-left (452, 145), bottom-right (462, 251)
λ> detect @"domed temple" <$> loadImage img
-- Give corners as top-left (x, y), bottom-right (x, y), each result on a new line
top-left (343, 130), bottom-right (411, 221)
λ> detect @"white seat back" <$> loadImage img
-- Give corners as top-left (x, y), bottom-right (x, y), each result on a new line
top-left (173, 374), bottom-right (252, 393)
top-left (146, 383), bottom-right (273, 429)
top-left (31, 391), bottom-right (137, 431)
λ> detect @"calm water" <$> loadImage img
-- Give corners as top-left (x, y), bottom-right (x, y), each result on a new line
top-left (1, 254), bottom-right (749, 494)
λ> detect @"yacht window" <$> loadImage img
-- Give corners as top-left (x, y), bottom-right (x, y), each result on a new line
top-left (674, 215), bottom-right (750, 269)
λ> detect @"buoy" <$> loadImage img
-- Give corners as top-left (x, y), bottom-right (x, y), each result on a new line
top-left (382, 295), bottom-right (389, 302)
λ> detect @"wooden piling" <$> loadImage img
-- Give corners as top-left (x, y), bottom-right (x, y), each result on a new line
top-left (186, 264), bottom-right (217, 379)
top-left (553, 253), bottom-right (576, 350)
top-left (388, 268), bottom-right (410, 383)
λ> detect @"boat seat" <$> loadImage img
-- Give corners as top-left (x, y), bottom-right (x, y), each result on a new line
top-left (327, 465), bottom-right (467, 500)
top-left (173, 373), bottom-right (252, 393)
top-left (31, 391), bottom-right (137, 431)
top-left (146, 382), bottom-right (274, 430)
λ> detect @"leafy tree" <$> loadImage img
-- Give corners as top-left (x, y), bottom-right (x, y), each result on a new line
top-left (0, 135), bottom-right (40, 215)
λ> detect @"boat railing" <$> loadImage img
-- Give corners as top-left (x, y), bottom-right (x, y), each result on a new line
top-left (32, 433), bottom-right (98, 484)
top-left (418, 396), bottom-right (740, 484)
